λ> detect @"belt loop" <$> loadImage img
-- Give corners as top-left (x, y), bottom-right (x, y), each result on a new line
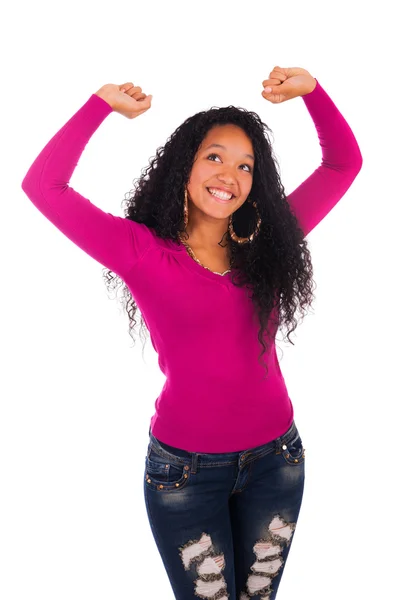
top-left (274, 435), bottom-right (282, 455)
top-left (191, 452), bottom-right (198, 474)
top-left (147, 428), bottom-right (152, 459)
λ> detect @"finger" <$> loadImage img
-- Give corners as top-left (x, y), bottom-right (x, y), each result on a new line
top-left (262, 77), bottom-right (283, 87)
top-left (121, 84), bottom-right (142, 94)
top-left (265, 66), bottom-right (287, 83)
top-left (262, 73), bottom-right (286, 86)
top-left (272, 66), bottom-right (287, 77)
top-left (132, 92), bottom-right (146, 100)
top-left (120, 82), bottom-right (134, 91)
top-left (135, 94), bottom-right (153, 106)
top-left (270, 70), bottom-right (287, 83)
top-left (130, 96), bottom-right (153, 117)
top-left (125, 87), bottom-right (143, 96)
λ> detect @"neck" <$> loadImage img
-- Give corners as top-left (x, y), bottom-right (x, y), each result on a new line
top-left (184, 207), bottom-right (230, 250)
top-left (185, 224), bottom-right (229, 250)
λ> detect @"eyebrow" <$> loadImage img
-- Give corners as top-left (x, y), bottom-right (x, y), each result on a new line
top-left (204, 143), bottom-right (255, 162)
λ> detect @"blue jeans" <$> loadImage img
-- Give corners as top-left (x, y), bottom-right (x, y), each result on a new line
top-left (143, 420), bottom-right (305, 600)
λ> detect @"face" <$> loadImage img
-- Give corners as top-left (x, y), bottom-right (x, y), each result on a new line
top-left (186, 124), bottom-right (254, 222)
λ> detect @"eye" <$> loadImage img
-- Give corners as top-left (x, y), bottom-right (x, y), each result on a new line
top-left (207, 153), bottom-right (252, 173)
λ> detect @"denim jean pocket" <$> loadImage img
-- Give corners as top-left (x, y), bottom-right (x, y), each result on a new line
top-left (144, 449), bottom-right (191, 492)
top-left (281, 431), bottom-right (305, 466)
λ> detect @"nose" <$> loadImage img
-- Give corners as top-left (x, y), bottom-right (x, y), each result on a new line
top-left (216, 166), bottom-right (237, 186)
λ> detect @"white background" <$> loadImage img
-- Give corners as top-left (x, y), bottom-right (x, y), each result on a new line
top-left (1, 0), bottom-right (399, 598)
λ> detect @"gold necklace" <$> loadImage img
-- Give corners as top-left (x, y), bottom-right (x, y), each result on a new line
top-left (178, 233), bottom-right (231, 277)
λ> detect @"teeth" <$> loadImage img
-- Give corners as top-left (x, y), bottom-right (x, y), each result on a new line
top-left (208, 188), bottom-right (233, 200)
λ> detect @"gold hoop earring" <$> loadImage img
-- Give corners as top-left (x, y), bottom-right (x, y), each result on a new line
top-left (183, 187), bottom-right (189, 229)
top-left (229, 199), bottom-right (262, 244)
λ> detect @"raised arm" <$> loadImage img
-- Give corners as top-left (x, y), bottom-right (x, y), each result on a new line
top-left (286, 79), bottom-right (363, 237)
top-left (21, 85), bottom-right (154, 279)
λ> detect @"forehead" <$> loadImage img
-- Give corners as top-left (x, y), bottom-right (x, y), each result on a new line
top-left (201, 124), bottom-right (251, 145)
top-left (199, 124), bottom-right (254, 159)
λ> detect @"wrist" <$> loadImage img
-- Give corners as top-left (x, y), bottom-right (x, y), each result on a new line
top-left (306, 77), bottom-right (317, 95)
top-left (95, 86), bottom-right (115, 109)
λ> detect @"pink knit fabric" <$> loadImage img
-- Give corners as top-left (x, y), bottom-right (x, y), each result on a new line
top-left (22, 80), bottom-right (362, 452)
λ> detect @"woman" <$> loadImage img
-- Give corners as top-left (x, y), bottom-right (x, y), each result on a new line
top-left (21, 66), bottom-right (362, 599)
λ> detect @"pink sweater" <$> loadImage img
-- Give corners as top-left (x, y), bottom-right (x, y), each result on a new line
top-left (21, 80), bottom-right (362, 452)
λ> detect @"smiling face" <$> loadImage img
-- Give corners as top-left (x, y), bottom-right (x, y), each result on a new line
top-left (186, 124), bottom-right (255, 224)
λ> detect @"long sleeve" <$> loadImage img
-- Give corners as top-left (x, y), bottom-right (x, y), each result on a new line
top-left (21, 93), bottom-right (155, 278)
top-left (286, 79), bottom-right (363, 237)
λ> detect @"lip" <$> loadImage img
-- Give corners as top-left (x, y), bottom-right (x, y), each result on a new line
top-left (208, 185), bottom-right (236, 195)
top-left (206, 187), bottom-right (236, 203)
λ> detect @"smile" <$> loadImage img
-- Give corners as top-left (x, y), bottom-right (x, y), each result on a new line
top-left (206, 187), bottom-right (235, 203)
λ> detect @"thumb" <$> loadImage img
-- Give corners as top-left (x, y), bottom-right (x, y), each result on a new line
top-left (263, 79), bottom-right (291, 96)
top-left (137, 94), bottom-right (152, 107)
top-left (140, 94), bottom-right (152, 105)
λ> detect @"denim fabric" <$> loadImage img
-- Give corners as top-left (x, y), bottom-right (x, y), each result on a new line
top-left (143, 420), bottom-right (305, 600)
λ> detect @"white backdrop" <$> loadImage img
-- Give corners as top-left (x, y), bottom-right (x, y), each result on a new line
top-left (1, 0), bottom-right (399, 598)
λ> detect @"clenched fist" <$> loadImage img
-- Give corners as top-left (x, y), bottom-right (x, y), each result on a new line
top-left (262, 67), bottom-right (316, 103)
top-left (95, 82), bottom-right (153, 119)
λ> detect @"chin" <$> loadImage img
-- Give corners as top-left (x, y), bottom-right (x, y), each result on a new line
top-left (201, 204), bottom-right (233, 219)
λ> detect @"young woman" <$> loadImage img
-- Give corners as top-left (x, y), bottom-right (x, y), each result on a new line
top-left (21, 66), bottom-right (362, 600)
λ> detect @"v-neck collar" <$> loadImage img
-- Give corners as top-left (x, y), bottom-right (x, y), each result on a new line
top-left (175, 238), bottom-right (234, 285)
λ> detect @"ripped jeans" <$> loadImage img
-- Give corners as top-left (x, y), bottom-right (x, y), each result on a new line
top-left (143, 420), bottom-right (305, 600)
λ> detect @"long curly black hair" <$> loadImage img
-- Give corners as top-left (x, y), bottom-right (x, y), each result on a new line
top-left (102, 104), bottom-right (316, 376)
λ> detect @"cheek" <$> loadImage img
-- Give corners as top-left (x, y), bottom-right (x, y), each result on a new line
top-left (246, 180), bottom-right (254, 195)
top-left (189, 164), bottom-right (212, 186)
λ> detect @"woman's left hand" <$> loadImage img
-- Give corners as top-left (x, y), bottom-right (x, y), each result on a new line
top-left (262, 66), bottom-right (317, 103)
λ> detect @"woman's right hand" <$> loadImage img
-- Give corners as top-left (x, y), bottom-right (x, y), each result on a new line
top-left (95, 82), bottom-right (153, 119)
